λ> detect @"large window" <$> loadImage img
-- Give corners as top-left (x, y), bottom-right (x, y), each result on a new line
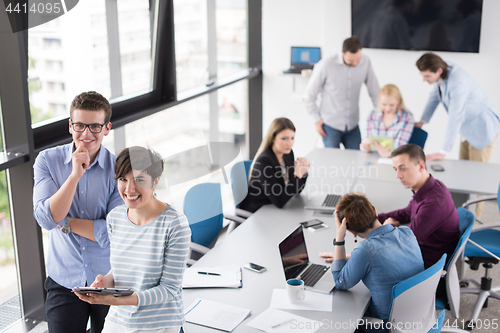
top-left (174, 0), bottom-right (248, 93)
top-left (124, 95), bottom-right (244, 214)
top-left (173, 0), bottom-right (209, 92)
top-left (28, 0), bottom-right (155, 126)
top-left (216, 0), bottom-right (247, 78)
top-left (0, 170), bottom-right (21, 332)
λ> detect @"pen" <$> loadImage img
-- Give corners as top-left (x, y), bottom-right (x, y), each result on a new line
top-left (197, 271), bottom-right (221, 276)
top-left (271, 319), bottom-right (292, 329)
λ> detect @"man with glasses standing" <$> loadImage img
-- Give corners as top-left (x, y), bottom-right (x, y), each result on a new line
top-left (33, 91), bottom-right (123, 333)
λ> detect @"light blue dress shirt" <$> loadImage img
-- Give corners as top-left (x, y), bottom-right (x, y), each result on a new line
top-left (33, 142), bottom-right (123, 289)
top-left (331, 225), bottom-right (424, 323)
top-left (421, 62), bottom-right (500, 152)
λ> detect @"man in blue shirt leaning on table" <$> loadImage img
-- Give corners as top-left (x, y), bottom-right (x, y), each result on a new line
top-left (33, 91), bottom-right (123, 333)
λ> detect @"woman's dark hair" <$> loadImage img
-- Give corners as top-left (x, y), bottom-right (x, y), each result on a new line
top-left (115, 146), bottom-right (164, 182)
top-left (335, 193), bottom-right (377, 233)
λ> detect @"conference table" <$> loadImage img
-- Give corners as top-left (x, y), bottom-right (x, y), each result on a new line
top-left (182, 148), bottom-right (500, 332)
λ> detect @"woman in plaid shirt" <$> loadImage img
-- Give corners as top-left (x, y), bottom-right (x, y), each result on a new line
top-left (360, 84), bottom-right (414, 157)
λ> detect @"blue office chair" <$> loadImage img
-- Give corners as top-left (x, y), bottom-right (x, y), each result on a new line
top-left (231, 160), bottom-right (252, 209)
top-left (363, 254), bottom-right (447, 333)
top-left (226, 160), bottom-right (253, 233)
top-left (435, 208), bottom-right (475, 330)
top-left (183, 183), bottom-right (223, 265)
top-left (459, 184), bottom-right (500, 329)
top-left (408, 127), bottom-right (428, 149)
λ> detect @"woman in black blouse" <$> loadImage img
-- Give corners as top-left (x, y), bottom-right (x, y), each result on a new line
top-left (239, 118), bottom-right (310, 213)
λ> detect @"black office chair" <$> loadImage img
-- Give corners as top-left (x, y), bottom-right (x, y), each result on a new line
top-left (408, 127), bottom-right (428, 149)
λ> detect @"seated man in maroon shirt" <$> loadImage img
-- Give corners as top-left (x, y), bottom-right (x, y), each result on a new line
top-left (378, 144), bottom-right (460, 268)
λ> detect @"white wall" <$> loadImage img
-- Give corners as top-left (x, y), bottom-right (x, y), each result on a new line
top-left (262, 0), bottom-right (500, 164)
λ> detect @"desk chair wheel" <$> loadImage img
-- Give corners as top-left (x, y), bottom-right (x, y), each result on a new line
top-left (460, 281), bottom-right (469, 288)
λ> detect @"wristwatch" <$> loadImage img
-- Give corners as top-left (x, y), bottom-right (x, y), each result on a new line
top-left (61, 216), bottom-right (71, 234)
top-left (333, 238), bottom-right (345, 246)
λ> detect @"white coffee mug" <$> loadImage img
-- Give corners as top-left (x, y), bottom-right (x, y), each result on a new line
top-left (286, 278), bottom-right (305, 304)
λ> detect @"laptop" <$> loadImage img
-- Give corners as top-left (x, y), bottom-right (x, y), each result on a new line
top-left (283, 46), bottom-right (321, 74)
top-left (304, 194), bottom-right (342, 212)
top-left (278, 226), bottom-right (335, 294)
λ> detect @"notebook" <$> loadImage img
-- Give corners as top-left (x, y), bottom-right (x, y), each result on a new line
top-left (185, 299), bottom-right (251, 332)
top-left (182, 266), bottom-right (242, 289)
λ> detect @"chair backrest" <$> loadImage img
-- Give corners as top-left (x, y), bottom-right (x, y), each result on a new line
top-left (443, 208), bottom-right (475, 318)
top-left (408, 127), bottom-right (428, 149)
top-left (230, 160), bottom-right (252, 208)
top-left (497, 182), bottom-right (500, 213)
top-left (388, 254), bottom-right (446, 333)
top-left (183, 183), bottom-right (223, 247)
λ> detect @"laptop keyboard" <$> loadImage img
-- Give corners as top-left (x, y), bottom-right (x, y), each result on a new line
top-left (300, 264), bottom-right (329, 287)
top-left (322, 194), bottom-right (341, 208)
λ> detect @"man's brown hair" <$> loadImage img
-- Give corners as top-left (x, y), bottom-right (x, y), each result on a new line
top-left (391, 143), bottom-right (426, 165)
top-left (336, 193), bottom-right (377, 233)
top-left (342, 36), bottom-right (362, 54)
top-left (70, 91), bottom-right (112, 123)
top-left (416, 53), bottom-right (449, 79)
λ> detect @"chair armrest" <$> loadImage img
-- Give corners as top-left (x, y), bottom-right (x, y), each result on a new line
top-left (472, 221), bottom-right (500, 232)
top-left (187, 258), bottom-right (197, 266)
top-left (462, 195), bottom-right (497, 208)
top-left (224, 214), bottom-right (246, 225)
top-left (190, 242), bottom-right (210, 255)
top-left (235, 208), bottom-right (252, 218)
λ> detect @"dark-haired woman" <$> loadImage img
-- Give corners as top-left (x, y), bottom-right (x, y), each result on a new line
top-left (239, 117), bottom-right (310, 213)
top-left (75, 147), bottom-right (190, 333)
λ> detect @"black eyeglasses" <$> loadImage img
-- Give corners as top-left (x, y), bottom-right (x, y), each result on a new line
top-left (71, 121), bottom-right (108, 133)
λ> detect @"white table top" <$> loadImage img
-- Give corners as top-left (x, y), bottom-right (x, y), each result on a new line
top-left (182, 147), bottom-right (500, 332)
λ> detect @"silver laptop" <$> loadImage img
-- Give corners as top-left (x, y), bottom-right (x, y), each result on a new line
top-left (278, 226), bottom-right (334, 294)
top-left (304, 194), bottom-right (341, 212)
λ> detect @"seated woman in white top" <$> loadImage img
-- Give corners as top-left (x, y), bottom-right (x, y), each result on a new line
top-left (360, 84), bottom-right (414, 157)
top-left (75, 146), bottom-right (191, 333)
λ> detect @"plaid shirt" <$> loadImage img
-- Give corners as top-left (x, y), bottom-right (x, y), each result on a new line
top-left (365, 109), bottom-right (414, 148)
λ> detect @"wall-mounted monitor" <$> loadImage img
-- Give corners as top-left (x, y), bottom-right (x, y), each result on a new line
top-left (352, 0), bottom-right (483, 53)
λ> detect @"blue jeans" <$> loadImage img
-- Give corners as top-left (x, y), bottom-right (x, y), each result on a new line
top-left (322, 124), bottom-right (361, 150)
top-left (45, 276), bottom-right (109, 333)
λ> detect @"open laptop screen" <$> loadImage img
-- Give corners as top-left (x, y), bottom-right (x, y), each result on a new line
top-left (279, 226), bottom-right (309, 280)
top-left (291, 47), bottom-right (321, 67)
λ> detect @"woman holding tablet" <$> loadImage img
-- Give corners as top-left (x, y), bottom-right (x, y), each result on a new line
top-left (239, 117), bottom-right (310, 213)
top-left (75, 147), bottom-right (191, 333)
top-left (360, 84), bottom-right (414, 157)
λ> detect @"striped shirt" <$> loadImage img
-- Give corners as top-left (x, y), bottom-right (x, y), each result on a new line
top-left (365, 109), bottom-right (414, 149)
top-left (105, 205), bottom-right (191, 329)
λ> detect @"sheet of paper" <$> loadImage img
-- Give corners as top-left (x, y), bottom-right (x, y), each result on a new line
top-left (183, 266), bottom-right (242, 288)
top-left (377, 157), bottom-right (393, 165)
top-left (247, 308), bottom-right (323, 333)
top-left (185, 298), bottom-right (251, 332)
top-left (269, 289), bottom-right (333, 312)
